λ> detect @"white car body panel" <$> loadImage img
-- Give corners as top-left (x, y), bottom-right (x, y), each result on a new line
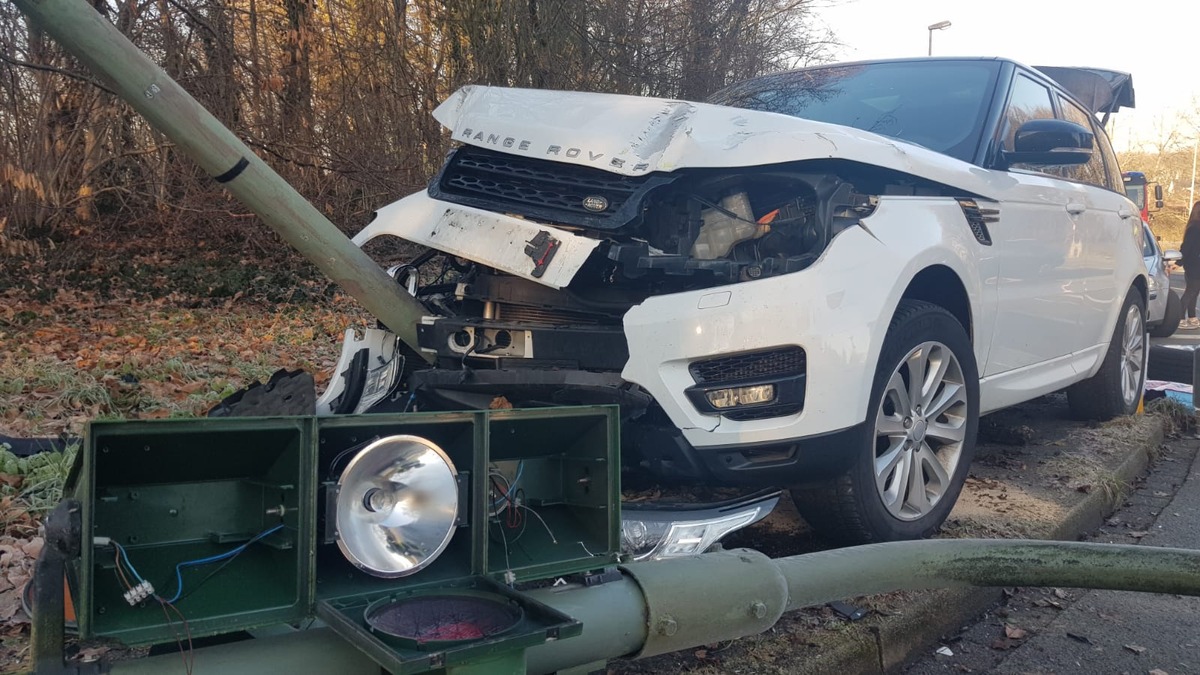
top-left (354, 192), bottom-right (602, 289)
top-left (978, 345), bottom-right (1107, 413)
top-left (350, 80), bottom-right (1145, 457)
top-left (983, 172), bottom-right (1141, 375)
top-left (621, 197), bottom-right (998, 447)
top-left (434, 86), bottom-right (1003, 199)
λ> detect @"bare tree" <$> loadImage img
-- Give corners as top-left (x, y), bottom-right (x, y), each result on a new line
top-left (0, 0), bottom-right (839, 248)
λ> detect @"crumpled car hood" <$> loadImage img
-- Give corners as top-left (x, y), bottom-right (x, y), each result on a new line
top-left (434, 85), bottom-right (1001, 200)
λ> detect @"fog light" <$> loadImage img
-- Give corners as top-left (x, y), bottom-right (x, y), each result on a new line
top-left (705, 384), bottom-right (776, 409)
top-left (335, 435), bottom-right (459, 578)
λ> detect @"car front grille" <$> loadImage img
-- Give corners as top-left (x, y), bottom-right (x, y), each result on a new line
top-left (429, 145), bottom-right (674, 229)
top-left (689, 347), bottom-right (807, 385)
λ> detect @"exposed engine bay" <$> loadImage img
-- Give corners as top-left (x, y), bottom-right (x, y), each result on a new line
top-left (345, 144), bottom-right (965, 480)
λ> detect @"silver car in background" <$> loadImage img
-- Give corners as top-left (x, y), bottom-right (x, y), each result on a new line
top-left (1145, 221), bottom-right (1182, 338)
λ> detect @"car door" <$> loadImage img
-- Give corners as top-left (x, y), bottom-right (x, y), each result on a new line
top-left (1049, 94), bottom-right (1137, 351)
top-left (983, 72), bottom-right (1094, 377)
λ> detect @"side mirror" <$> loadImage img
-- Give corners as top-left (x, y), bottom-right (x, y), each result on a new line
top-left (1001, 119), bottom-right (1094, 168)
top-left (1153, 184), bottom-right (1165, 210)
top-left (1164, 249), bottom-right (1182, 263)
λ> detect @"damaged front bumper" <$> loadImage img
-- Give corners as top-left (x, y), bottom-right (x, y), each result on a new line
top-left (314, 328), bottom-right (406, 415)
top-left (327, 196), bottom-right (970, 486)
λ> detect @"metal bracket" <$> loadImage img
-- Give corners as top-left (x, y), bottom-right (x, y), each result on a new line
top-left (524, 231), bottom-right (560, 278)
top-left (31, 499), bottom-right (104, 674)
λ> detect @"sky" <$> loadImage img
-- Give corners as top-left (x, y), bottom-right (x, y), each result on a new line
top-left (815, 0), bottom-right (1196, 152)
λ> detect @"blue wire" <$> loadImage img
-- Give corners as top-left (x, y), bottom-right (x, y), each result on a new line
top-left (113, 542), bottom-right (146, 584)
top-left (162, 524), bottom-right (284, 604)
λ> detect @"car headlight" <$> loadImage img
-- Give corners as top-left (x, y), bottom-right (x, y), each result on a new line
top-left (1148, 275), bottom-right (1159, 293)
top-left (621, 490), bottom-right (779, 561)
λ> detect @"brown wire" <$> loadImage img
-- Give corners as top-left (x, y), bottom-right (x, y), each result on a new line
top-left (113, 547), bottom-right (133, 591)
top-left (156, 600), bottom-right (192, 675)
top-left (163, 601), bottom-right (195, 675)
top-left (112, 545), bottom-right (193, 674)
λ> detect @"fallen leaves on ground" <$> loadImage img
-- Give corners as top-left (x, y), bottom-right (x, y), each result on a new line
top-left (0, 278), bottom-right (371, 671)
top-left (0, 496), bottom-right (39, 672)
top-left (0, 285), bottom-right (370, 438)
top-left (1004, 624), bottom-right (1028, 640)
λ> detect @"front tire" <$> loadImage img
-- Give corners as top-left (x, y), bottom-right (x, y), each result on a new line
top-left (1066, 291), bottom-right (1146, 420)
top-left (793, 300), bottom-right (979, 544)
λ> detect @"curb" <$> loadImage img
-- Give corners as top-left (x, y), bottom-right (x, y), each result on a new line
top-left (797, 414), bottom-right (1167, 675)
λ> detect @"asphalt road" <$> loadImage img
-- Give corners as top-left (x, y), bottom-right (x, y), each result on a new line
top-left (903, 435), bottom-right (1200, 675)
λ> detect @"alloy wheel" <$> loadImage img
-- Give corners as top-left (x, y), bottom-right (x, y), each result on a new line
top-left (1120, 304), bottom-right (1146, 408)
top-left (873, 341), bottom-right (969, 521)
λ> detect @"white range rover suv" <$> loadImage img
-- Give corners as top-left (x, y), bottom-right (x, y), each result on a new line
top-left (314, 58), bottom-right (1148, 544)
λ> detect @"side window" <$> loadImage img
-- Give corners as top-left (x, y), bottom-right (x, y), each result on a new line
top-left (1053, 96), bottom-right (1109, 189)
top-left (1001, 75), bottom-right (1056, 171)
top-left (1091, 114), bottom-right (1125, 192)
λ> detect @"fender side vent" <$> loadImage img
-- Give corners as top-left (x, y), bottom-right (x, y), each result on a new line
top-left (957, 198), bottom-right (998, 246)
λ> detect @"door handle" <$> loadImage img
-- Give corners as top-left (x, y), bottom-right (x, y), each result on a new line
top-left (1065, 202), bottom-right (1086, 215)
top-left (1118, 206), bottom-right (1136, 219)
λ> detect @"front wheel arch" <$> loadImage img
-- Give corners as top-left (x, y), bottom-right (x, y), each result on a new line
top-left (900, 265), bottom-right (973, 341)
top-left (792, 299), bottom-right (980, 544)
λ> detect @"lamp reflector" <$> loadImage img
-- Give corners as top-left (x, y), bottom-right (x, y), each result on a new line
top-left (335, 435), bottom-right (459, 577)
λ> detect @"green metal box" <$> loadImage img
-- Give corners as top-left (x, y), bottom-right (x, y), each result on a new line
top-left (72, 406), bottom-right (619, 666)
top-left (77, 417), bottom-right (315, 644)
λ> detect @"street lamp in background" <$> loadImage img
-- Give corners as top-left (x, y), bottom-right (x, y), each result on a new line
top-left (928, 21), bottom-right (951, 56)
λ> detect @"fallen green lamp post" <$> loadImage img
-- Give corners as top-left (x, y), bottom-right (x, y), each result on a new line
top-left (26, 411), bottom-right (1200, 675)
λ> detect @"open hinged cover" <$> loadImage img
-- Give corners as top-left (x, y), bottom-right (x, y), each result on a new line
top-left (71, 406), bottom-right (618, 666)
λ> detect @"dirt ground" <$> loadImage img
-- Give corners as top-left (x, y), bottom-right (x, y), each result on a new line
top-left (612, 395), bottom-right (1168, 675)
top-left (0, 270), bottom-right (1174, 674)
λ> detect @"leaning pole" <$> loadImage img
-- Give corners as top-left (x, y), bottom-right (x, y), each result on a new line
top-left (10, 0), bottom-right (433, 360)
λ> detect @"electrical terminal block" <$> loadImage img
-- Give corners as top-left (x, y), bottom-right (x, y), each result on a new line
top-left (122, 580), bottom-right (154, 606)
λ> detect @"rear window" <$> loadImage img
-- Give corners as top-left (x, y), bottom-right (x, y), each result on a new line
top-left (708, 61), bottom-right (1001, 163)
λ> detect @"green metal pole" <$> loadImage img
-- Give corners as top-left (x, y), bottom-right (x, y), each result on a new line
top-left (11, 0), bottom-right (433, 361)
top-left (104, 541), bottom-right (1200, 675)
top-left (773, 538), bottom-right (1200, 612)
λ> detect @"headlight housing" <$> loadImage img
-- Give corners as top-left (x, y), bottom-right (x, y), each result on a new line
top-left (620, 490), bottom-right (780, 561)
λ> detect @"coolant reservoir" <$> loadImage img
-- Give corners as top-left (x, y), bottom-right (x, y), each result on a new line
top-left (691, 192), bottom-right (760, 260)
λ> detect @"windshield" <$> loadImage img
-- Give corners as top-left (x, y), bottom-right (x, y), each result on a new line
top-left (1125, 185), bottom-right (1146, 210)
top-left (707, 61), bottom-right (1001, 163)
